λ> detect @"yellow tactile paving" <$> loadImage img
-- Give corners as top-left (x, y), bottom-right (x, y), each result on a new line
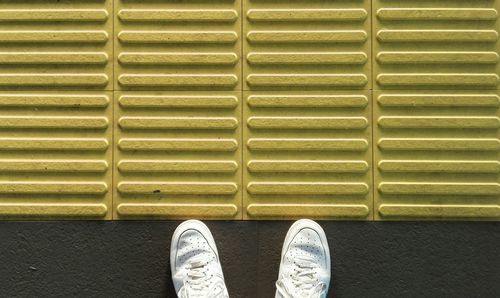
top-left (0, 92), bottom-right (112, 219)
top-left (0, 0), bottom-right (113, 91)
top-left (0, 0), bottom-right (499, 220)
top-left (374, 90), bottom-right (500, 220)
top-left (373, 0), bottom-right (500, 220)
top-left (243, 0), bottom-right (371, 91)
top-left (114, 92), bottom-right (242, 219)
top-left (114, 0), bottom-right (241, 91)
top-left (243, 91), bottom-right (373, 220)
top-left (373, 0), bottom-right (500, 90)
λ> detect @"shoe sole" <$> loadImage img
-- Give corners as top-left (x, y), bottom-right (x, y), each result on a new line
top-left (170, 219), bottom-right (220, 274)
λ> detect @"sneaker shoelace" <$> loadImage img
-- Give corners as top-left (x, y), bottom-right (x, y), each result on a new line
top-left (276, 255), bottom-right (327, 298)
top-left (178, 256), bottom-right (226, 298)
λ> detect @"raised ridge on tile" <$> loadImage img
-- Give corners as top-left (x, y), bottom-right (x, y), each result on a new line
top-left (378, 182), bottom-right (500, 196)
top-left (247, 9), bottom-right (367, 22)
top-left (118, 31), bottom-right (238, 44)
top-left (377, 8), bottom-right (498, 21)
top-left (0, 52), bottom-right (109, 65)
top-left (0, 30), bottom-right (109, 43)
top-left (118, 138), bottom-right (238, 152)
top-left (0, 181), bottom-right (108, 194)
top-left (118, 9), bottom-right (238, 22)
top-left (118, 74), bottom-right (238, 87)
top-left (117, 182), bottom-right (238, 195)
top-left (247, 95), bottom-right (368, 108)
top-left (376, 74), bottom-right (499, 87)
top-left (0, 116), bottom-right (109, 129)
top-left (377, 52), bottom-right (499, 64)
top-left (247, 204), bottom-right (370, 217)
top-left (248, 160), bottom-right (369, 173)
top-left (248, 138), bottom-right (368, 151)
top-left (246, 74), bottom-right (368, 87)
top-left (0, 9), bottom-right (109, 22)
top-left (0, 74), bottom-right (109, 87)
top-left (0, 93), bottom-right (109, 108)
top-left (378, 116), bottom-right (500, 129)
top-left (0, 159), bottom-right (108, 173)
top-left (119, 52), bottom-right (238, 65)
top-left (247, 182), bottom-right (369, 195)
top-left (118, 160), bottom-right (238, 173)
top-left (247, 30), bottom-right (367, 43)
top-left (0, 204), bottom-right (108, 217)
top-left (379, 204), bottom-right (500, 218)
top-left (118, 117), bottom-right (238, 130)
top-left (0, 95), bottom-right (109, 107)
top-left (117, 203), bottom-right (238, 217)
top-left (377, 94), bottom-right (500, 107)
top-left (0, 138), bottom-right (109, 151)
top-left (119, 95), bottom-right (238, 109)
top-left (378, 138), bottom-right (500, 151)
top-left (247, 116), bottom-right (368, 130)
top-left (377, 30), bottom-right (499, 43)
top-left (247, 52), bottom-right (367, 65)
top-left (378, 160), bottom-right (500, 173)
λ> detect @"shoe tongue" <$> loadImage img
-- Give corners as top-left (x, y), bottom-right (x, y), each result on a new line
top-left (189, 256), bottom-right (210, 268)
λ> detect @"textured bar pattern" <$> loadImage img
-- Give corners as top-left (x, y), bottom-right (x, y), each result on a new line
top-left (374, 0), bottom-right (500, 220)
top-left (244, 92), bottom-right (372, 219)
top-left (244, 0), bottom-right (371, 91)
top-left (374, 91), bottom-right (500, 220)
top-left (115, 0), bottom-right (241, 91)
top-left (374, 0), bottom-right (500, 90)
top-left (0, 0), bottom-right (112, 90)
top-left (1, 0), bottom-right (499, 220)
top-left (0, 92), bottom-right (112, 219)
top-left (114, 92), bottom-right (242, 219)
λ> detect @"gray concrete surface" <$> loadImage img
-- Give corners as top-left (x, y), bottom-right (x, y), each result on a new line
top-left (0, 221), bottom-right (499, 298)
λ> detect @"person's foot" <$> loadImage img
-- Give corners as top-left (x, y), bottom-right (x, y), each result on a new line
top-left (170, 220), bottom-right (229, 298)
top-left (275, 219), bottom-right (331, 298)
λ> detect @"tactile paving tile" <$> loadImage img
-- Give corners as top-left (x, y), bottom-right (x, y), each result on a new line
top-left (374, 0), bottom-right (500, 90)
top-left (1, 0), bottom-right (499, 221)
top-left (244, 91), bottom-right (372, 220)
top-left (0, 0), bottom-right (113, 90)
top-left (374, 90), bottom-right (500, 220)
top-left (115, 0), bottom-right (241, 91)
top-left (0, 92), bottom-right (112, 219)
top-left (243, 0), bottom-right (371, 91)
top-left (114, 92), bottom-right (242, 219)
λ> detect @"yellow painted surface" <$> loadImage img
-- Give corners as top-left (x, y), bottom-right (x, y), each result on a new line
top-left (115, 0), bottom-right (241, 91)
top-left (0, 0), bottom-right (112, 91)
top-left (243, 0), bottom-right (371, 91)
top-left (114, 92), bottom-right (242, 219)
top-left (373, 0), bottom-right (500, 220)
top-left (374, 91), bottom-right (500, 220)
top-left (374, 0), bottom-right (500, 90)
top-left (0, 0), bottom-right (112, 219)
top-left (243, 91), bottom-right (373, 220)
top-left (0, 92), bottom-right (112, 219)
top-left (0, 0), bottom-right (498, 220)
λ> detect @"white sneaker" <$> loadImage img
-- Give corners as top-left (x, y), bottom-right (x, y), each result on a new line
top-left (275, 219), bottom-right (331, 298)
top-left (170, 220), bottom-right (229, 298)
